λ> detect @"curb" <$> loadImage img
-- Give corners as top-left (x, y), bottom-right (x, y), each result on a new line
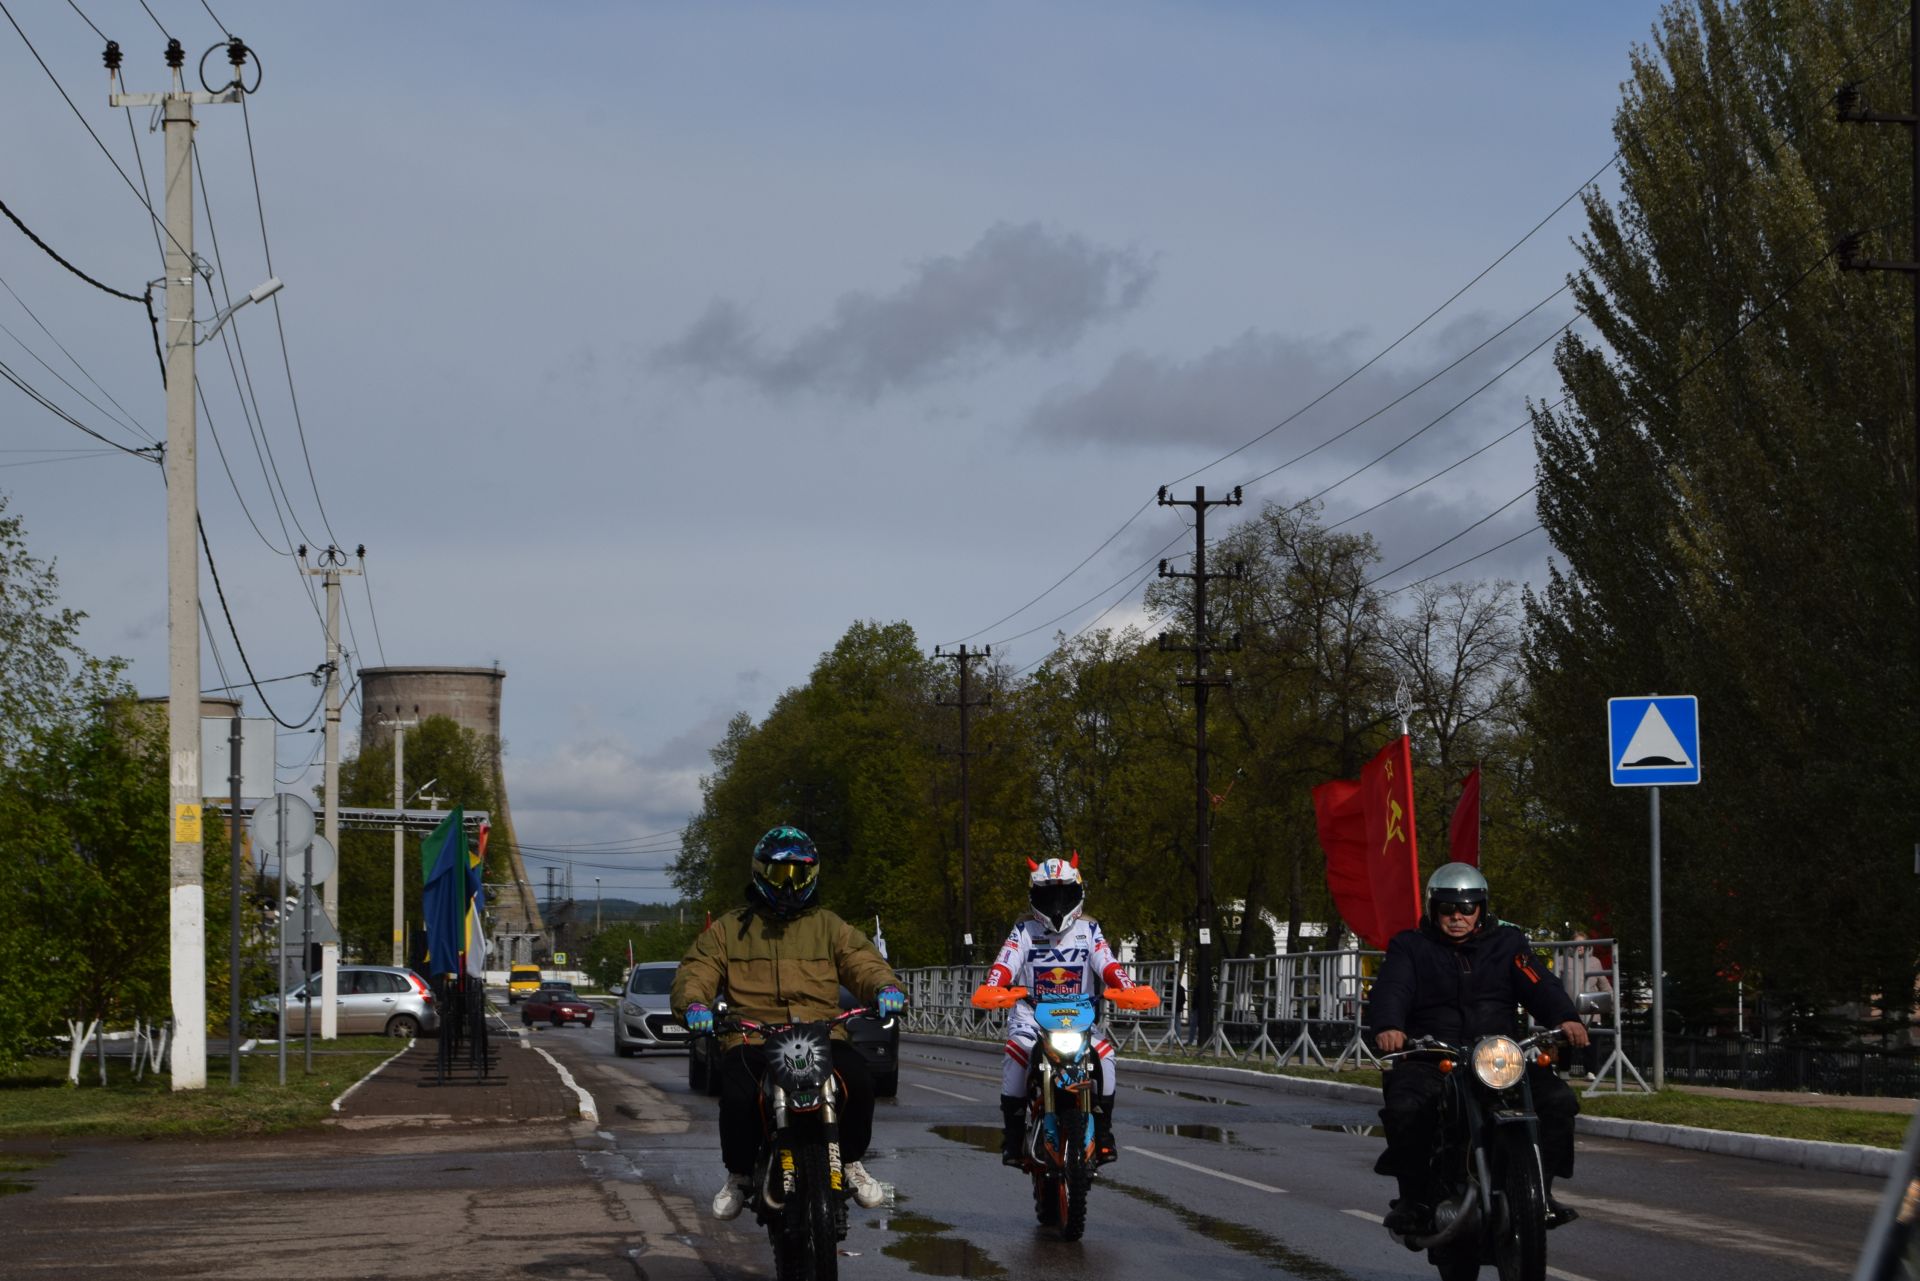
top-left (904, 1031), bottom-right (1899, 1178)
top-left (327, 1037), bottom-right (415, 1113)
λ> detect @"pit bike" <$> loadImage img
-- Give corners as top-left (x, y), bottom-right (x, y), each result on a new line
top-left (715, 1005), bottom-right (879, 1281)
top-left (1383, 1028), bottom-right (1571, 1281)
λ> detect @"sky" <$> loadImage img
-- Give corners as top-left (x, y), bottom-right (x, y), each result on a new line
top-left (0, 1), bottom-right (1670, 902)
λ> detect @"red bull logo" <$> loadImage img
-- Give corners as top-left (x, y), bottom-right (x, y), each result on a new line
top-left (1034, 966), bottom-right (1081, 997)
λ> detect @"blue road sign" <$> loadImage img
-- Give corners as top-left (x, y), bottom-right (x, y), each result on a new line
top-left (1608, 696), bottom-right (1701, 787)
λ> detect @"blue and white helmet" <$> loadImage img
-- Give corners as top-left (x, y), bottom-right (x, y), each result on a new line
top-left (1027, 853), bottom-right (1085, 932)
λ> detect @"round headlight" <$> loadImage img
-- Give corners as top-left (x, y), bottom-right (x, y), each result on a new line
top-left (1472, 1036), bottom-right (1525, 1089)
top-left (1047, 1030), bottom-right (1086, 1057)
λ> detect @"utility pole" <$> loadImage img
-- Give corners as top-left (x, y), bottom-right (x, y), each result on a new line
top-left (111, 38), bottom-right (245, 1092)
top-left (381, 718), bottom-right (418, 966)
top-left (303, 546), bottom-right (357, 1039)
top-left (1156, 484), bottom-right (1244, 1045)
top-left (934, 643), bottom-right (991, 964)
top-left (595, 878), bottom-right (602, 934)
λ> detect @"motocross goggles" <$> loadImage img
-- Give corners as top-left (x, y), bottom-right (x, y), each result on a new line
top-left (756, 859), bottom-right (818, 891)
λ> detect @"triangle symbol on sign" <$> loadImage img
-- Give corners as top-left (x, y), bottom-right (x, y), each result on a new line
top-left (1621, 704), bottom-right (1692, 769)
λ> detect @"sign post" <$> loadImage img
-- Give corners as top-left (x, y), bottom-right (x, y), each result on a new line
top-left (249, 794), bottom-right (315, 1087)
top-left (1608, 695), bottom-right (1702, 1091)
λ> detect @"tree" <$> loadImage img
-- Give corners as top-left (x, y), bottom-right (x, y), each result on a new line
top-left (1527, 0), bottom-right (1919, 1029)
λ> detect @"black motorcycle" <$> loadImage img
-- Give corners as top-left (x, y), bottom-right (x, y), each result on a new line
top-left (714, 1005), bottom-right (877, 1281)
top-left (1383, 1029), bottom-right (1569, 1281)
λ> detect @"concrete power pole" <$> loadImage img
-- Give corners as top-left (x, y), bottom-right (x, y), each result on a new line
top-left (934, 644), bottom-right (991, 964)
top-left (112, 41), bottom-right (244, 1092)
top-left (382, 719), bottom-right (418, 965)
top-left (304, 546), bottom-right (357, 1038)
top-left (1156, 484), bottom-right (1244, 1046)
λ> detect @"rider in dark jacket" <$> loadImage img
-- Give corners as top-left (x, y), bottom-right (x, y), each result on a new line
top-left (1369, 862), bottom-right (1587, 1235)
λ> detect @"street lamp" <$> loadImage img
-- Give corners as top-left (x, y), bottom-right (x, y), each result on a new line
top-left (196, 276), bottom-right (283, 346)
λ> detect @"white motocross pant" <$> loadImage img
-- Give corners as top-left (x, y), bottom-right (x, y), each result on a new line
top-left (1001, 1002), bottom-right (1116, 1098)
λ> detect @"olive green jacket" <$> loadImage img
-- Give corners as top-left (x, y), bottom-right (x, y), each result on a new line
top-left (671, 904), bottom-right (898, 1047)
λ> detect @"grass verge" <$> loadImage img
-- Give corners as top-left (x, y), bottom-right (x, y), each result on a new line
top-left (0, 1040), bottom-right (402, 1139)
top-left (1119, 1047), bottom-right (1908, 1148)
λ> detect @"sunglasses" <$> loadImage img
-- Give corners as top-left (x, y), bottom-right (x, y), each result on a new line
top-left (1433, 900), bottom-right (1482, 918)
top-left (759, 860), bottom-right (818, 889)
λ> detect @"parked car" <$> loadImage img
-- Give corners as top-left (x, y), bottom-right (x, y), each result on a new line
top-left (615, 962), bottom-right (691, 1058)
top-left (684, 987), bottom-right (897, 1097)
top-left (506, 964), bottom-right (543, 1003)
top-left (256, 966), bottom-right (439, 1037)
top-left (521, 988), bottom-right (596, 1028)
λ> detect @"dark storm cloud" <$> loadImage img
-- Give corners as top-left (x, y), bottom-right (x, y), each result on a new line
top-left (651, 222), bottom-right (1155, 399)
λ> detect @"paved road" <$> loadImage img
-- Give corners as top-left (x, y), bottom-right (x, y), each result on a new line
top-left (533, 1022), bottom-right (1887, 1280)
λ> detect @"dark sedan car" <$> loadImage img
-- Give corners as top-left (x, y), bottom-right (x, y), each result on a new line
top-left (521, 988), bottom-right (596, 1028)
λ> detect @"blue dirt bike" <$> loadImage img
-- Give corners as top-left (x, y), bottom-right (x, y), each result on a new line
top-left (1009, 991), bottom-right (1101, 1241)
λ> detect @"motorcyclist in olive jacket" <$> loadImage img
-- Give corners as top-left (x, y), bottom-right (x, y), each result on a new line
top-left (1369, 862), bottom-right (1588, 1235)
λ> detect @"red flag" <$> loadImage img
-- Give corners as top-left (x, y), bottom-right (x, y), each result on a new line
top-left (1448, 766), bottom-right (1481, 867)
top-left (1316, 736), bottom-right (1422, 949)
top-left (1312, 778), bottom-right (1376, 946)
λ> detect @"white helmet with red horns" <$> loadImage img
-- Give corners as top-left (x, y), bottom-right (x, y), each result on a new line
top-left (1027, 853), bottom-right (1086, 932)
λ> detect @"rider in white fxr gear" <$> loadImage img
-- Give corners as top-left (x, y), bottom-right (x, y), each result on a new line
top-left (974, 854), bottom-right (1157, 1166)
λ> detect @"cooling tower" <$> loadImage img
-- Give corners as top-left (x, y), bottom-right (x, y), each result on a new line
top-left (357, 665), bottom-right (543, 951)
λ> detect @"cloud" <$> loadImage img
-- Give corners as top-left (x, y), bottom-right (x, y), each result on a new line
top-left (652, 222), bottom-right (1155, 400)
top-left (1027, 328), bottom-right (1366, 448)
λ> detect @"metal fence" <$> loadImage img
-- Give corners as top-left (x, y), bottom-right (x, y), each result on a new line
top-left (1624, 1033), bottom-right (1920, 1099)
top-left (897, 935), bottom-right (1653, 1095)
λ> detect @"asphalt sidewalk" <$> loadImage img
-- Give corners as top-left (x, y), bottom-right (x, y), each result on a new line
top-left (0, 1031), bottom-right (720, 1280)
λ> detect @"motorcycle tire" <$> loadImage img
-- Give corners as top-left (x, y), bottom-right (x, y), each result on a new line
top-left (1494, 1133), bottom-right (1548, 1281)
top-left (804, 1143), bottom-right (840, 1280)
top-left (1033, 1170), bottom-right (1060, 1226)
top-left (1060, 1106), bottom-right (1092, 1243)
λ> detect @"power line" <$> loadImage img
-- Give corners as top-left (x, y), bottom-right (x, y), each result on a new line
top-left (988, 530), bottom-right (1189, 648)
top-left (0, 270), bottom-right (155, 442)
top-left (197, 512), bottom-right (324, 731)
top-left (0, 304), bottom-right (152, 445)
top-left (357, 548), bottom-right (391, 667)
top-left (0, 354), bottom-right (158, 459)
top-left (195, 375), bottom-right (294, 554)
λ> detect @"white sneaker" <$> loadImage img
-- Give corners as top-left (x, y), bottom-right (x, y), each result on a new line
top-left (844, 1160), bottom-right (885, 1209)
top-left (711, 1175), bottom-right (751, 1220)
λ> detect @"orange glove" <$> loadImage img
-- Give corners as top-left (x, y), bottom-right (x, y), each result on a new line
top-left (972, 984), bottom-right (1025, 1010)
top-left (1106, 986), bottom-right (1161, 1012)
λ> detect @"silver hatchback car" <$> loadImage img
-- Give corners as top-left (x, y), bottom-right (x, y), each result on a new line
top-left (265, 965), bottom-right (440, 1037)
top-left (614, 961), bottom-right (689, 1056)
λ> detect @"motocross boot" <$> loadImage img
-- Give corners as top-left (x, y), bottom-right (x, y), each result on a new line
top-left (1093, 1092), bottom-right (1118, 1165)
top-left (1000, 1095), bottom-right (1027, 1167)
top-left (1544, 1177), bottom-right (1579, 1229)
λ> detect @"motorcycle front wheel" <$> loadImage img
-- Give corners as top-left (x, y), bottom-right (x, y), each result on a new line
top-left (1493, 1134), bottom-right (1547, 1281)
top-left (769, 1143), bottom-right (839, 1281)
top-left (1059, 1103), bottom-right (1091, 1243)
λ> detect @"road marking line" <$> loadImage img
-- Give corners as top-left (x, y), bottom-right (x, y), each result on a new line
top-left (532, 1044), bottom-right (599, 1124)
top-left (1344, 1208), bottom-right (1600, 1281)
top-left (910, 1081), bottom-right (978, 1102)
top-left (1128, 1145), bottom-right (1286, 1193)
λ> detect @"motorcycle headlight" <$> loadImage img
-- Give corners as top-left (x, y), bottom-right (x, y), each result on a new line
top-left (1046, 1029), bottom-right (1085, 1057)
top-left (1472, 1036), bottom-right (1525, 1089)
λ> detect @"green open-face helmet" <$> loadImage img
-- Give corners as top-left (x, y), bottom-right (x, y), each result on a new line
top-left (1425, 861), bottom-right (1489, 924)
top-left (752, 825), bottom-right (820, 917)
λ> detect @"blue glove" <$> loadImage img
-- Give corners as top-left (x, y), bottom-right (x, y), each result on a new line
top-left (876, 986), bottom-right (905, 1016)
top-left (683, 1003), bottom-right (713, 1034)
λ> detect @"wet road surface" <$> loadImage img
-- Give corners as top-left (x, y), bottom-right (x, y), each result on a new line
top-left (537, 1025), bottom-right (1887, 1280)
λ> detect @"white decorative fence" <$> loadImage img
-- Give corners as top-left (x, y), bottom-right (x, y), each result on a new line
top-left (897, 935), bottom-right (1648, 1094)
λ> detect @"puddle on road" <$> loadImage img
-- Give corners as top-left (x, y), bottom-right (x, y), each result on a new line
top-left (1105, 1180), bottom-right (1358, 1281)
top-left (929, 1123), bottom-right (1002, 1156)
top-left (1132, 1084), bottom-right (1249, 1107)
top-left (1143, 1123), bottom-right (1238, 1144)
top-left (879, 1210), bottom-right (1008, 1278)
top-left (1309, 1123), bottom-right (1384, 1139)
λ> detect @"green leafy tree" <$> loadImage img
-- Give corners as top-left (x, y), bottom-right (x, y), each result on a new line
top-left (1527, 0), bottom-right (1919, 1032)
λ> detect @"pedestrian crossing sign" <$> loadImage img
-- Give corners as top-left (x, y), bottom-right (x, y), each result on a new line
top-left (1607, 696), bottom-right (1701, 787)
